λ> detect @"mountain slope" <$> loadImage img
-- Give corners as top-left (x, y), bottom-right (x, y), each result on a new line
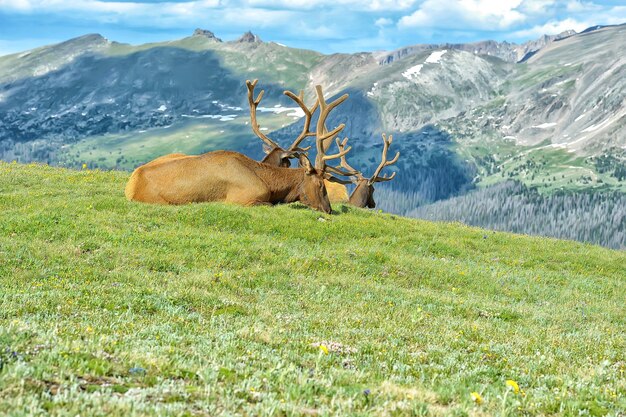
top-left (0, 26), bottom-right (625, 243)
top-left (1, 161), bottom-right (625, 416)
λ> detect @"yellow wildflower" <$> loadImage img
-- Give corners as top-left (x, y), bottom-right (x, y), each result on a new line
top-left (470, 391), bottom-right (483, 404)
top-left (319, 344), bottom-right (329, 355)
top-left (506, 379), bottom-right (520, 394)
top-left (82, 163), bottom-right (87, 169)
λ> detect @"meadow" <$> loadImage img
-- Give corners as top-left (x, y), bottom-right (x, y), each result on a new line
top-left (0, 161), bottom-right (624, 416)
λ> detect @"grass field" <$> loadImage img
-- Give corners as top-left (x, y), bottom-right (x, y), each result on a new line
top-left (0, 162), bottom-right (624, 416)
top-left (58, 111), bottom-right (299, 171)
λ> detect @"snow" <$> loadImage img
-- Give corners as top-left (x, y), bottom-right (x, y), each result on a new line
top-left (582, 117), bottom-right (615, 133)
top-left (402, 64), bottom-right (423, 79)
top-left (425, 50), bottom-right (447, 64)
top-left (157, 105), bottom-right (167, 112)
top-left (575, 113), bottom-right (586, 122)
top-left (532, 122), bottom-right (557, 129)
top-left (181, 114), bottom-right (238, 121)
top-left (402, 50), bottom-right (447, 80)
top-left (257, 106), bottom-right (304, 117)
top-left (367, 82), bottom-right (379, 97)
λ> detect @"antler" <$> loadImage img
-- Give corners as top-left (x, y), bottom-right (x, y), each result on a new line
top-left (283, 90), bottom-right (318, 152)
top-left (314, 85), bottom-right (349, 171)
top-left (369, 133), bottom-right (400, 184)
top-left (325, 137), bottom-right (363, 180)
top-left (246, 79), bottom-right (280, 150)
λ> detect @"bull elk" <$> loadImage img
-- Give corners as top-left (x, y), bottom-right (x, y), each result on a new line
top-left (246, 80), bottom-right (352, 203)
top-left (334, 133), bottom-right (399, 208)
top-left (246, 79), bottom-right (316, 167)
top-left (124, 89), bottom-right (353, 213)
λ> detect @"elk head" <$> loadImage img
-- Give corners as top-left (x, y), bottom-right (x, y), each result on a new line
top-left (335, 133), bottom-right (399, 208)
top-left (297, 154), bottom-right (332, 214)
top-left (246, 79), bottom-right (318, 167)
top-left (290, 84), bottom-right (357, 213)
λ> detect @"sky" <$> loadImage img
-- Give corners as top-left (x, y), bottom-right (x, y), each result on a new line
top-left (0, 0), bottom-right (625, 56)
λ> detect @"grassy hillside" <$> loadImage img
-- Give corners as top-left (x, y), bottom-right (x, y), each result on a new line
top-left (0, 162), bottom-right (624, 416)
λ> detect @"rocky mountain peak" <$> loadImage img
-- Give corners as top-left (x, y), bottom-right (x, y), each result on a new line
top-left (192, 28), bottom-right (222, 42)
top-left (237, 31), bottom-right (262, 43)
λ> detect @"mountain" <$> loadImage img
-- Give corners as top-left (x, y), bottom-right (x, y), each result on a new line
top-left (0, 25), bottom-right (624, 247)
top-left (376, 30), bottom-right (576, 65)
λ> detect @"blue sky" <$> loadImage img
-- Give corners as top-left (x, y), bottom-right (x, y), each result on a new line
top-left (0, 0), bottom-right (624, 56)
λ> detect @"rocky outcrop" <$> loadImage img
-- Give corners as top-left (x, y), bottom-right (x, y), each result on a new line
top-left (192, 28), bottom-right (222, 42)
top-left (237, 31), bottom-right (262, 43)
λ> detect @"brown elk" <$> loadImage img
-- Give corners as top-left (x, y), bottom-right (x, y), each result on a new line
top-left (334, 133), bottom-right (399, 208)
top-left (124, 88), bottom-right (352, 213)
top-left (246, 79), bottom-right (316, 167)
top-left (246, 80), bottom-right (352, 203)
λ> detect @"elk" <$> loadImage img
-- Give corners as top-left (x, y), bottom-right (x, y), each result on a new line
top-left (124, 87), bottom-right (353, 213)
top-left (334, 133), bottom-right (399, 208)
top-left (246, 79), bottom-right (316, 167)
top-left (246, 80), bottom-right (352, 203)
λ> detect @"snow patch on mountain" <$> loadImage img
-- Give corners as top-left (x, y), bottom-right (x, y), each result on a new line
top-left (532, 123), bottom-right (557, 129)
top-left (402, 64), bottom-right (423, 79)
top-left (425, 50), bottom-right (447, 64)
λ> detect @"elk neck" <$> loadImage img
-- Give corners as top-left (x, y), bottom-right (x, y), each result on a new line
top-left (349, 180), bottom-right (371, 208)
top-left (255, 165), bottom-right (306, 204)
top-left (260, 148), bottom-right (285, 167)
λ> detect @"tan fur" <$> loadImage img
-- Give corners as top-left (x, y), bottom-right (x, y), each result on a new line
top-left (125, 151), bottom-right (332, 213)
top-left (325, 180), bottom-right (349, 203)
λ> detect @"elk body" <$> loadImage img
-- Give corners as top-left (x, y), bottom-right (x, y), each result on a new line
top-left (125, 151), bottom-right (333, 212)
top-left (246, 80), bottom-right (350, 203)
top-left (334, 133), bottom-right (400, 208)
top-left (125, 83), bottom-right (353, 213)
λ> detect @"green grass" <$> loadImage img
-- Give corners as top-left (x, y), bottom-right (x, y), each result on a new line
top-left (58, 112), bottom-right (299, 170)
top-left (457, 137), bottom-right (626, 193)
top-left (1, 162), bottom-right (624, 416)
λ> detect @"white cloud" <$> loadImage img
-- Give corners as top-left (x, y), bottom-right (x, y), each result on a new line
top-left (511, 4), bottom-right (626, 39)
top-left (0, 0), bottom-right (221, 16)
top-left (566, 1), bottom-right (602, 13)
top-left (519, 0), bottom-right (556, 14)
top-left (510, 18), bottom-right (588, 38)
top-left (244, 0), bottom-right (417, 11)
top-left (398, 0), bottom-right (526, 31)
top-left (375, 17), bottom-right (393, 28)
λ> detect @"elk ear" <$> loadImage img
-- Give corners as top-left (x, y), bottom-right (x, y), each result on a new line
top-left (299, 154), bottom-right (316, 175)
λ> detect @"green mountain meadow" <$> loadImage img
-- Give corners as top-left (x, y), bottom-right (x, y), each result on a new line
top-left (1, 162), bottom-right (624, 416)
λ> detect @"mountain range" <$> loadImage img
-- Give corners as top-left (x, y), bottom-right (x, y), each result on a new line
top-left (0, 24), bottom-right (624, 247)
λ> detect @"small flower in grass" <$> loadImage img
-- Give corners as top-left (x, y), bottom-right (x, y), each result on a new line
top-left (319, 344), bottom-right (329, 355)
top-left (82, 163), bottom-right (87, 170)
top-left (363, 389), bottom-right (371, 396)
top-left (129, 366), bottom-right (146, 376)
top-left (471, 391), bottom-right (483, 404)
top-left (506, 379), bottom-right (520, 394)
